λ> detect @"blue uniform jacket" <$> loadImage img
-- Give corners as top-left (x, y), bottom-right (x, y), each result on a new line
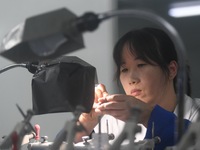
top-left (145, 105), bottom-right (190, 150)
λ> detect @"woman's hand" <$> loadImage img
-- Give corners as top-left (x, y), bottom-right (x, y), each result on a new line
top-left (95, 94), bottom-right (154, 127)
top-left (80, 84), bottom-right (108, 121)
top-left (75, 84), bottom-right (108, 142)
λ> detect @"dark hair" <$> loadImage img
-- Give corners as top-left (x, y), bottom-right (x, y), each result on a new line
top-left (113, 27), bottom-right (191, 96)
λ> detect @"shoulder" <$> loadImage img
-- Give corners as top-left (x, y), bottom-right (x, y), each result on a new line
top-left (183, 95), bottom-right (200, 122)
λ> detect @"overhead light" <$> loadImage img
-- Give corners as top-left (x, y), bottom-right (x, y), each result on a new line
top-left (169, 1), bottom-right (200, 18)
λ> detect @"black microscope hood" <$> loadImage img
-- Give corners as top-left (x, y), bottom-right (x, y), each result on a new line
top-left (31, 56), bottom-right (97, 115)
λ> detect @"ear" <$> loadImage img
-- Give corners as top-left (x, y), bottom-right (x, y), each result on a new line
top-left (168, 60), bottom-right (178, 80)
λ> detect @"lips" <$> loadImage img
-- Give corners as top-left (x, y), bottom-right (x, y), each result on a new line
top-left (130, 89), bottom-right (141, 97)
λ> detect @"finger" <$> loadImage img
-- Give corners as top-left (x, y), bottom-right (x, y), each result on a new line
top-left (99, 94), bottom-right (127, 103)
top-left (97, 84), bottom-right (109, 97)
top-left (95, 88), bottom-right (104, 99)
top-left (97, 101), bottom-right (128, 110)
top-left (97, 94), bottom-right (126, 104)
top-left (97, 97), bottom-right (107, 103)
top-left (95, 109), bottom-right (130, 121)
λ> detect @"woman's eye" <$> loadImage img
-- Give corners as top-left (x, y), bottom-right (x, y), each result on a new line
top-left (137, 64), bottom-right (146, 67)
top-left (120, 68), bottom-right (128, 73)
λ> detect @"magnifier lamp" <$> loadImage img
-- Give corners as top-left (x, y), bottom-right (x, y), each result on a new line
top-left (0, 7), bottom-right (187, 141)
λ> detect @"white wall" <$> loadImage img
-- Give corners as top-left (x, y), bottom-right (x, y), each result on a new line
top-left (0, 0), bottom-right (117, 142)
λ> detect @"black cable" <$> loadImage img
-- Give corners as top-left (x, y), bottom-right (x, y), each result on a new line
top-left (0, 62), bottom-right (39, 74)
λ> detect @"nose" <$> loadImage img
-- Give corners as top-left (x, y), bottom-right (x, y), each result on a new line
top-left (128, 71), bottom-right (139, 85)
top-left (129, 79), bottom-right (138, 85)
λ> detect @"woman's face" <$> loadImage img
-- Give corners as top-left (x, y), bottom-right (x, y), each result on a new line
top-left (119, 46), bottom-right (171, 106)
